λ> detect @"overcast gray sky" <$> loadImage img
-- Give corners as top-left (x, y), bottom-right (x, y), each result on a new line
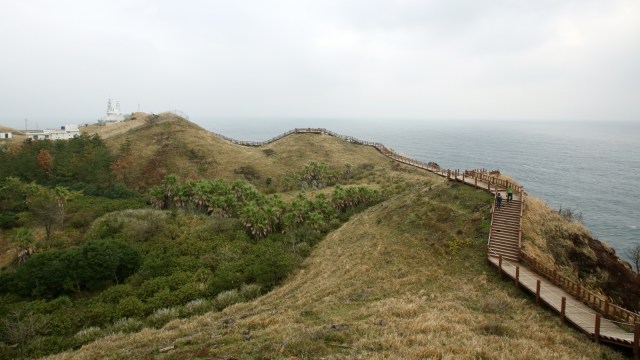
top-left (1, 0), bottom-right (639, 129)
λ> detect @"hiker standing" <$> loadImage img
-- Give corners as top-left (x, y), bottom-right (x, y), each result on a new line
top-left (496, 193), bottom-right (503, 209)
top-left (507, 186), bottom-right (513, 203)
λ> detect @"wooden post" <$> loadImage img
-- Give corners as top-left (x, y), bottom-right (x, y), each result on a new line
top-left (561, 297), bottom-right (566, 322)
top-left (499, 255), bottom-right (503, 278)
top-left (515, 266), bottom-right (520, 288)
top-left (577, 283), bottom-right (581, 299)
top-left (594, 314), bottom-right (601, 343)
top-left (552, 269), bottom-right (557, 284)
top-left (536, 280), bottom-right (541, 305)
top-left (633, 323), bottom-right (639, 360)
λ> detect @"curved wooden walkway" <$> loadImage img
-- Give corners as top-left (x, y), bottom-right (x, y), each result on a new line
top-left (212, 127), bottom-right (640, 357)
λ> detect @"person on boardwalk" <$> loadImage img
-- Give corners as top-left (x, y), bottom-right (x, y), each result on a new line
top-left (507, 186), bottom-right (513, 203)
top-left (496, 193), bottom-right (503, 209)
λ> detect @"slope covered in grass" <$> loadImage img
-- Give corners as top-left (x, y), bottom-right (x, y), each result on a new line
top-left (89, 113), bottom-right (391, 191)
top-left (50, 180), bottom-right (623, 359)
top-left (522, 196), bottom-right (640, 311)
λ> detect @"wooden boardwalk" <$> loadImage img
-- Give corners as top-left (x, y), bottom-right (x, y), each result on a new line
top-left (213, 127), bottom-right (640, 357)
top-left (489, 256), bottom-right (635, 346)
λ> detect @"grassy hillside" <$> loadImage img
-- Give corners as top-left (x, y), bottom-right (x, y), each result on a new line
top-left (0, 114), bottom-right (625, 358)
top-left (50, 181), bottom-right (622, 359)
top-left (523, 196), bottom-right (640, 311)
top-left (86, 113), bottom-right (391, 190)
top-left (0, 125), bottom-right (26, 144)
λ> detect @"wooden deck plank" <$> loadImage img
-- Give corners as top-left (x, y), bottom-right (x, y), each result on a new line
top-left (489, 256), bottom-right (635, 344)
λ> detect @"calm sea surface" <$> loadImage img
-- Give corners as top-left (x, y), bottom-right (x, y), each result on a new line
top-left (202, 118), bottom-right (640, 258)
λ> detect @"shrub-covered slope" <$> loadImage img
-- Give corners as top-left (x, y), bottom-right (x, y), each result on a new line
top-left (50, 182), bottom-right (623, 359)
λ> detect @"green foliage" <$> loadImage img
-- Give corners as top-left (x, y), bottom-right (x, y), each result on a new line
top-left (147, 307), bottom-right (179, 328)
top-left (213, 289), bottom-right (242, 310)
top-left (0, 135), bottom-right (115, 188)
top-left (118, 296), bottom-right (146, 318)
top-left (109, 317), bottom-right (144, 334)
top-left (150, 175), bottom-right (384, 240)
top-left (9, 239), bottom-right (141, 298)
top-left (181, 299), bottom-right (211, 316)
top-left (246, 240), bottom-right (294, 289)
top-left (72, 326), bottom-right (102, 346)
top-left (0, 170), bottom-right (385, 357)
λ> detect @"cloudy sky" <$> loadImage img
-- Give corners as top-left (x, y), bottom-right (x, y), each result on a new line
top-left (1, 0), bottom-right (639, 129)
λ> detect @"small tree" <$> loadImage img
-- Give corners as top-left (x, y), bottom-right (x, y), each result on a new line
top-left (625, 243), bottom-right (640, 273)
top-left (24, 184), bottom-right (75, 244)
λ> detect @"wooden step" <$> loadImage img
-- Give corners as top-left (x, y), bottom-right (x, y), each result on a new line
top-left (489, 242), bottom-right (519, 253)
top-left (491, 230), bottom-right (520, 238)
top-left (490, 238), bottom-right (518, 247)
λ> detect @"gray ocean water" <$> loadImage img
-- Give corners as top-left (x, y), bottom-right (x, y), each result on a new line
top-left (202, 118), bottom-right (640, 258)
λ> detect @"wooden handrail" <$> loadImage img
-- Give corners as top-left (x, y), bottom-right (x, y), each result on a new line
top-left (521, 252), bottom-right (640, 325)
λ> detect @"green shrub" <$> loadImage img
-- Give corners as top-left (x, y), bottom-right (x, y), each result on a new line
top-left (99, 284), bottom-right (135, 304)
top-left (146, 288), bottom-right (178, 310)
top-left (137, 277), bottom-right (172, 299)
top-left (85, 209), bottom-right (167, 242)
top-left (147, 307), bottom-right (179, 328)
top-left (174, 282), bottom-right (203, 304)
top-left (247, 240), bottom-right (294, 289)
top-left (181, 299), bottom-right (211, 316)
top-left (109, 317), bottom-right (144, 334)
top-left (239, 284), bottom-right (262, 300)
top-left (80, 302), bottom-right (118, 326)
top-left (44, 296), bottom-right (72, 313)
top-left (214, 289), bottom-right (242, 310)
top-left (208, 263), bottom-right (246, 296)
top-left (12, 239), bottom-right (141, 298)
top-left (73, 326), bottom-right (102, 346)
top-left (0, 212), bottom-right (18, 229)
top-left (296, 242), bottom-right (312, 257)
top-left (117, 296), bottom-right (146, 318)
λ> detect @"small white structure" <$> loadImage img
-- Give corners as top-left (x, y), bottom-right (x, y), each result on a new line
top-left (26, 125), bottom-right (80, 141)
top-left (99, 99), bottom-right (125, 124)
top-left (0, 132), bottom-right (12, 139)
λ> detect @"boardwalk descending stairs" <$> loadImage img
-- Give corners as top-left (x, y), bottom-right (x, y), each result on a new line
top-left (489, 197), bottom-right (521, 262)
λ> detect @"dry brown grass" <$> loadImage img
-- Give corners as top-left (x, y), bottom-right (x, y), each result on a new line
top-left (522, 195), bottom-right (596, 280)
top-left (48, 181), bottom-right (623, 359)
top-left (80, 113), bottom-right (150, 139)
top-left (92, 114), bottom-right (395, 189)
top-left (0, 229), bottom-right (16, 268)
top-left (0, 124), bottom-right (27, 145)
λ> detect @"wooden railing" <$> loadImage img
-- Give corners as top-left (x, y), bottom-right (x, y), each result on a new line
top-left (464, 169), bottom-right (524, 193)
top-left (521, 252), bottom-right (640, 326)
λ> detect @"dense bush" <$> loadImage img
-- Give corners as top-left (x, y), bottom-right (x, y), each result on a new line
top-left (0, 135), bottom-right (115, 188)
top-left (7, 239), bottom-right (141, 298)
top-left (0, 169), bottom-right (385, 358)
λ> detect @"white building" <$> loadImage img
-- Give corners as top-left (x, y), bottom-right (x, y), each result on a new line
top-left (26, 125), bottom-right (80, 141)
top-left (0, 132), bottom-right (12, 139)
top-left (99, 99), bottom-right (125, 124)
